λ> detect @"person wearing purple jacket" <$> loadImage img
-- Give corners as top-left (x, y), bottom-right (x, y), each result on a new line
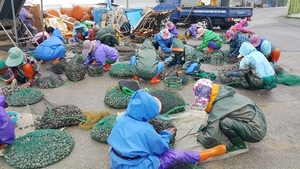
top-left (185, 22), bottom-right (203, 39)
top-left (165, 21), bottom-right (178, 38)
top-left (0, 96), bottom-right (15, 150)
top-left (82, 40), bottom-right (119, 71)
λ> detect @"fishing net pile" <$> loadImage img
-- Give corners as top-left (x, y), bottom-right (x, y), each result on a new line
top-left (148, 89), bottom-right (186, 115)
top-left (65, 54), bottom-right (86, 82)
top-left (50, 58), bottom-right (67, 74)
top-left (79, 110), bottom-right (112, 130)
top-left (104, 84), bottom-right (131, 109)
top-left (91, 113), bottom-right (117, 143)
top-left (35, 105), bottom-right (85, 130)
top-left (3, 129), bottom-right (74, 169)
top-left (149, 118), bottom-right (176, 147)
top-left (160, 64), bottom-right (182, 80)
top-left (217, 63), bottom-right (248, 88)
top-left (109, 63), bottom-right (134, 79)
top-left (87, 65), bottom-right (104, 77)
top-left (209, 50), bottom-right (225, 66)
top-left (36, 73), bottom-right (66, 89)
top-left (114, 45), bottom-right (136, 62)
top-left (0, 86), bottom-right (22, 98)
top-left (6, 88), bottom-right (44, 106)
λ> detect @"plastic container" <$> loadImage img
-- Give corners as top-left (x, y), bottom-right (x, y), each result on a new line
top-left (7, 111), bottom-right (18, 125)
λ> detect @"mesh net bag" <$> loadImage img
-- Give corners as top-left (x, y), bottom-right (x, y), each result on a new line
top-left (65, 54), bottom-right (86, 82)
top-left (217, 63), bottom-right (249, 88)
top-left (0, 86), bottom-right (22, 98)
top-left (3, 129), bottom-right (74, 169)
top-left (104, 84), bottom-right (131, 109)
top-left (91, 113), bottom-right (117, 143)
top-left (148, 89), bottom-right (186, 115)
top-left (109, 63), bottom-right (134, 79)
top-left (79, 110), bottom-right (112, 130)
top-left (35, 105), bottom-right (85, 129)
top-left (149, 118), bottom-right (176, 147)
top-left (160, 64), bottom-right (182, 80)
top-left (210, 50), bottom-right (225, 66)
top-left (6, 88), bottom-right (44, 106)
top-left (114, 45), bottom-right (136, 62)
top-left (50, 58), bottom-right (67, 74)
top-left (87, 65), bottom-right (104, 77)
top-left (36, 73), bottom-right (66, 89)
top-left (0, 59), bottom-right (6, 69)
top-left (276, 73), bottom-right (300, 86)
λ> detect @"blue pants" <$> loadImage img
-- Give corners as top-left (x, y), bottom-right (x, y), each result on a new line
top-left (130, 56), bottom-right (164, 76)
top-left (208, 41), bottom-right (220, 50)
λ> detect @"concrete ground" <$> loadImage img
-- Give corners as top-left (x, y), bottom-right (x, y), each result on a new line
top-left (1, 6), bottom-right (300, 169)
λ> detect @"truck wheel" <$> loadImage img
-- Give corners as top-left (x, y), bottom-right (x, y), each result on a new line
top-left (220, 25), bottom-right (231, 30)
top-left (200, 18), bottom-right (212, 30)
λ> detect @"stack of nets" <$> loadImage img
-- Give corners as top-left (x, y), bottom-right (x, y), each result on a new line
top-left (65, 54), bottom-right (86, 82)
top-left (6, 88), bottom-right (44, 106)
top-left (91, 113), bottom-right (117, 143)
top-left (114, 45), bottom-right (136, 62)
top-left (79, 110), bottom-right (112, 130)
top-left (3, 129), bottom-right (74, 169)
top-left (148, 89), bottom-right (186, 115)
top-left (87, 65), bottom-right (104, 77)
top-left (35, 105), bottom-right (85, 129)
top-left (217, 63), bottom-right (248, 88)
top-left (50, 58), bottom-right (67, 74)
top-left (104, 84), bottom-right (131, 109)
top-left (149, 118), bottom-right (176, 147)
top-left (36, 73), bottom-right (66, 89)
top-left (109, 63), bottom-right (134, 79)
top-left (0, 86), bottom-right (22, 98)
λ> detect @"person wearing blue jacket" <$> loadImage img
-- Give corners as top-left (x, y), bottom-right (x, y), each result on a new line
top-left (226, 42), bottom-right (277, 90)
top-left (153, 29), bottom-right (174, 59)
top-left (35, 27), bottom-right (66, 65)
top-left (107, 89), bottom-right (226, 169)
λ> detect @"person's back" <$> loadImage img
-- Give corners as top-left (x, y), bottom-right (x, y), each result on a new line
top-left (0, 96), bottom-right (15, 149)
top-left (94, 41), bottom-right (119, 63)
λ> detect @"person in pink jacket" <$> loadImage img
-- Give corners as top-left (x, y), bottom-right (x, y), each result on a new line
top-left (230, 19), bottom-right (253, 34)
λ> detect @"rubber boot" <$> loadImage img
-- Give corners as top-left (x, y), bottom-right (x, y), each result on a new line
top-left (207, 47), bottom-right (215, 53)
top-left (199, 144), bottom-right (227, 162)
top-left (52, 58), bottom-right (60, 65)
top-left (133, 74), bottom-right (139, 81)
top-left (226, 137), bottom-right (247, 153)
top-left (150, 74), bottom-right (161, 85)
top-left (104, 64), bottom-right (112, 71)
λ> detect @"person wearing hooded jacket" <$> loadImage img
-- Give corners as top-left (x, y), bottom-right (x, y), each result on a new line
top-left (130, 40), bottom-right (165, 85)
top-left (193, 78), bottom-right (267, 152)
top-left (196, 28), bottom-right (222, 53)
top-left (35, 28), bottom-right (66, 64)
top-left (226, 42), bottom-right (277, 90)
top-left (153, 29), bottom-right (174, 59)
top-left (107, 89), bottom-right (226, 169)
top-left (165, 21), bottom-right (178, 38)
top-left (82, 40), bottom-right (119, 71)
top-left (167, 38), bottom-right (203, 74)
top-left (73, 21), bottom-right (95, 42)
top-left (0, 96), bottom-right (15, 150)
top-left (230, 19), bottom-right (253, 34)
top-left (95, 24), bottom-right (119, 46)
top-left (185, 22), bottom-right (203, 39)
top-left (4, 47), bottom-right (42, 88)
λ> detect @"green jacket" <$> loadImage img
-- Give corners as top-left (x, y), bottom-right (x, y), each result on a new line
top-left (198, 85), bottom-right (267, 148)
top-left (182, 45), bottom-right (202, 70)
top-left (95, 24), bottom-right (116, 39)
top-left (134, 40), bottom-right (160, 80)
top-left (197, 30), bottom-right (222, 50)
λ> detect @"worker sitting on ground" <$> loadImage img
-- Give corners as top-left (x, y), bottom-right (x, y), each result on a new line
top-left (19, 0), bottom-right (37, 36)
top-left (166, 38), bottom-right (203, 74)
top-left (0, 96), bottom-right (15, 150)
top-left (31, 27), bottom-right (54, 47)
top-left (107, 89), bottom-right (227, 168)
top-left (196, 28), bottom-right (222, 53)
top-left (95, 24), bottom-right (120, 46)
top-left (35, 27), bottom-right (66, 65)
top-left (82, 40), bottom-right (119, 71)
top-left (226, 42), bottom-right (277, 90)
top-left (193, 78), bottom-right (267, 152)
top-left (152, 29), bottom-right (174, 60)
top-left (230, 18), bottom-right (253, 35)
top-left (250, 34), bottom-right (281, 68)
top-left (73, 21), bottom-right (95, 42)
top-left (165, 21), bottom-right (178, 38)
top-left (225, 29), bottom-right (249, 63)
top-left (185, 22), bottom-right (203, 39)
top-left (130, 40), bottom-right (165, 85)
top-left (4, 47), bottom-right (42, 88)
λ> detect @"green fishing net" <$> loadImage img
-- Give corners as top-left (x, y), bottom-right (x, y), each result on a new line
top-left (217, 63), bottom-right (249, 88)
top-left (109, 63), bottom-right (134, 79)
top-left (91, 113), bottom-right (117, 143)
top-left (1, 86), bottom-right (22, 98)
top-left (149, 118), bottom-right (176, 147)
top-left (6, 88), bottom-right (44, 106)
top-left (87, 65), bottom-right (104, 77)
top-left (35, 105), bottom-right (85, 130)
top-left (148, 89), bottom-right (186, 115)
top-left (0, 59), bottom-right (6, 69)
top-left (191, 71), bottom-right (217, 81)
top-left (36, 73), bottom-right (66, 89)
top-left (65, 54), bottom-right (86, 82)
top-left (3, 129), bottom-right (74, 169)
top-left (79, 110), bottom-right (112, 130)
top-left (104, 84), bottom-right (131, 109)
top-left (50, 58), bottom-right (67, 74)
top-left (276, 71), bottom-right (300, 86)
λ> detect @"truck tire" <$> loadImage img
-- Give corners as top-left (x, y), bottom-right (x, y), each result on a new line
top-left (200, 18), bottom-right (212, 30)
top-left (220, 25), bottom-right (231, 30)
